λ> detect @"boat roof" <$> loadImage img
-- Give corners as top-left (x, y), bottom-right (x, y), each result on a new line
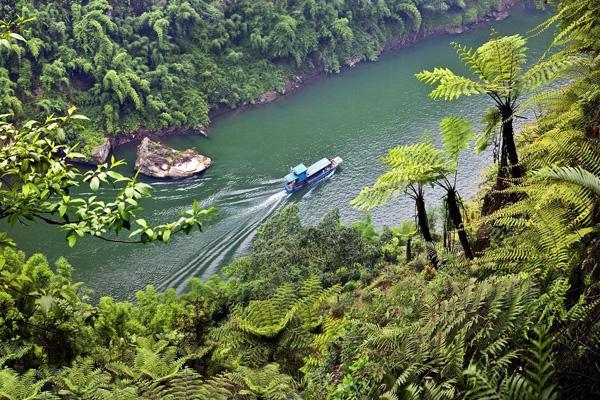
top-left (292, 164), bottom-right (307, 175)
top-left (284, 172), bottom-right (297, 183)
top-left (307, 158), bottom-right (331, 176)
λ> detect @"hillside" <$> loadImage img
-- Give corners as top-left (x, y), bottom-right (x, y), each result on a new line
top-left (3, 0), bottom-right (515, 157)
top-left (0, 0), bottom-right (599, 399)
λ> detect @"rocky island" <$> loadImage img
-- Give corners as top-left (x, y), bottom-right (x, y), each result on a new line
top-left (134, 137), bottom-right (212, 178)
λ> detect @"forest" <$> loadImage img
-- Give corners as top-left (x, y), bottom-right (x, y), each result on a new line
top-left (1, 0), bottom-right (600, 399)
top-left (2, 0), bottom-right (509, 157)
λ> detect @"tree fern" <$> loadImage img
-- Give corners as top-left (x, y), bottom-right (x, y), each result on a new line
top-left (353, 277), bottom-right (535, 398)
top-left (229, 363), bottom-right (300, 400)
top-left (417, 34), bottom-right (577, 185)
top-left (108, 338), bottom-right (193, 384)
top-left (163, 368), bottom-right (234, 400)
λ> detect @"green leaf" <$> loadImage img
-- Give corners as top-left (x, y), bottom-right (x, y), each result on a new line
top-left (9, 32), bottom-right (25, 42)
top-left (70, 114), bottom-right (90, 120)
top-left (125, 187), bottom-right (135, 198)
top-left (107, 171), bottom-right (124, 181)
top-left (67, 152), bottom-right (86, 159)
top-left (90, 177), bottom-right (100, 192)
top-left (67, 234), bottom-right (77, 248)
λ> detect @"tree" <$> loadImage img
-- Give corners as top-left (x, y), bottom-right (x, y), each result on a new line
top-left (437, 116), bottom-right (475, 259)
top-left (352, 143), bottom-right (439, 266)
top-left (352, 116), bottom-right (475, 261)
top-left (416, 34), bottom-right (580, 187)
top-left (0, 110), bottom-right (215, 250)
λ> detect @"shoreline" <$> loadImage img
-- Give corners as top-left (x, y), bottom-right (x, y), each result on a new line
top-left (107, 0), bottom-right (522, 152)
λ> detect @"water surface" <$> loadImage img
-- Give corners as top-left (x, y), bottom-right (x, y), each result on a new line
top-left (5, 8), bottom-right (553, 298)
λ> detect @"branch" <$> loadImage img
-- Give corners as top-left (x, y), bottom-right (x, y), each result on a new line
top-left (93, 235), bottom-right (142, 244)
top-left (487, 91), bottom-right (504, 107)
top-left (32, 213), bottom-right (69, 226)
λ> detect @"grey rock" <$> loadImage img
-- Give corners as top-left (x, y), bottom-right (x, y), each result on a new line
top-left (134, 137), bottom-right (211, 178)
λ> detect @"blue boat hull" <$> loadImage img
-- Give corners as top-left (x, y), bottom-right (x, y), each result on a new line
top-left (284, 164), bottom-right (338, 194)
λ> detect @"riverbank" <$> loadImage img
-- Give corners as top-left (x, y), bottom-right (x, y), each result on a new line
top-left (104, 0), bottom-right (524, 154)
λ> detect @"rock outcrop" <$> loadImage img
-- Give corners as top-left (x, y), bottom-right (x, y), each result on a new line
top-left (256, 90), bottom-right (280, 105)
top-left (90, 138), bottom-right (111, 164)
top-left (134, 137), bottom-right (211, 178)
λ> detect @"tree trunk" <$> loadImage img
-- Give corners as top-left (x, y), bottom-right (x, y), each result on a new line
top-left (415, 192), bottom-right (438, 267)
top-left (446, 188), bottom-right (474, 260)
top-left (481, 106), bottom-right (523, 217)
top-left (405, 237), bottom-right (412, 263)
top-left (415, 193), bottom-right (433, 243)
top-left (501, 107), bottom-right (522, 180)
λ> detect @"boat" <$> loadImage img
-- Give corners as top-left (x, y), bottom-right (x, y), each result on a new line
top-left (283, 156), bottom-right (343, 193)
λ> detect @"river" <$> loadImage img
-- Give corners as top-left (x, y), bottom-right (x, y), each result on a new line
top-left (4, 7), bottom-right (552, 299)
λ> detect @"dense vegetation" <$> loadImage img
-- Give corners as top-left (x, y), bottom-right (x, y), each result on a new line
top-left (1, 0), bottom-right (600, 399)
top-left (2, 0), bottom-right (510, 157)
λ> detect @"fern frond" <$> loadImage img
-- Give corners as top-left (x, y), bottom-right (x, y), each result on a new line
top-left (416, 68), bottom-right (489, 100)
top-left (439, 116), bottom-right (473, 164)
top-left (533, 166), bottom-right (600, 195)
top-left (518, 53), bottom-right (585, 92)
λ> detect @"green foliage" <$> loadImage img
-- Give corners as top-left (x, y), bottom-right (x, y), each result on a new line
top-left (229, 363), bottom-right (300, 399)
top-left (360, 277), bottom-right (535, 398)
top-left (0, 367), bottom-right (53, 400)
top-left (352, 213), bottom-right (379, 243)
top-left (222, 205), bottom-right (381, 301)
top-left (212, 276), bottom-right (340, 369)
top-left (0, 112), bottom-right (215, 247)
top-left (353, 117), bottom-right (475, 259)
top-left (440, 115), bottom-right (474, 165)
top-left (0, 247), bottom-right (91, 365)
top-left (0, 0), bottom-right (507, 147)
top-left (416, 33), bottom-right (582, 181)
top-left (352, 141), bottom-right (450, 210)
top-left (464, 327), bottom-right (559, 400)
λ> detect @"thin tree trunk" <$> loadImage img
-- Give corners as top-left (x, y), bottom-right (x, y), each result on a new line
top-left (501, 107), bottom-right (522, 180)
top-left (446, 188), bottom-right (474, 260)
top-left (405, 237), bottom-right (412, 263)
top-left (415, 191), bottom-right (438, 267)
top-left (415, 193), bottom-right (433, 243)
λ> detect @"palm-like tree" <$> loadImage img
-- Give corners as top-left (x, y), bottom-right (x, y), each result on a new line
top-left (352, 117), bottom-right (475, 261)
top-left (416, 34), bottom-right (579, 184)
top-left (352, 144), bottom-right (438, 265)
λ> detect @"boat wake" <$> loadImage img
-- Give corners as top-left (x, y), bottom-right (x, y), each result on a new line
top-left (156, 186), bottom-right (288, 293)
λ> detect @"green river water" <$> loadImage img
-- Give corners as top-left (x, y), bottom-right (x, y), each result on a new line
top-left (5, 7), bottom-right (552, 299)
